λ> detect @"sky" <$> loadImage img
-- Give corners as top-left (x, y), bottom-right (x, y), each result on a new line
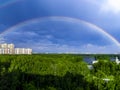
top-left (0, 0), bottom-right (120, 53)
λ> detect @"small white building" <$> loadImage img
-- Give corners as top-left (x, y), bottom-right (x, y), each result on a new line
top-left (92, 60), bottom-right (98, 64)
top-left (115, 57), bottom-right (120, 64)
top-left (87, 65), bottom-right (93, 69)
top-left (103, 78), bottom-right (111, 82)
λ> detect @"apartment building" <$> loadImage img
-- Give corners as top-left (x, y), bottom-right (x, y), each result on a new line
top-left (0, 43), bottom-right (14, 54)
top-left (0, 43), bottom-right (32, 54)
top-left (15, 48), bottom-right (32, 54)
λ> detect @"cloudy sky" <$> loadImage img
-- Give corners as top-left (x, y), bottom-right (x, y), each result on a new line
top-left (0, 0), bottom-right (120, 53)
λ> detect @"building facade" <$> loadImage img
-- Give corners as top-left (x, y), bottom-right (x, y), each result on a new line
top-left (0, 43), bottom-right (32, 54)
top-left (15, 48), bottom-right (32, 54)
top-left (0, 43), bottom-right (14, 54)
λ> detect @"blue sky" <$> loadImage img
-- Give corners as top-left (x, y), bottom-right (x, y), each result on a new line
top-left (0, 0), bottom-right (120, 53)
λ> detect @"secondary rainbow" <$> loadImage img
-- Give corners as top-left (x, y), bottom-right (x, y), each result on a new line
top-left (0, 0), bottom-right (22, 9)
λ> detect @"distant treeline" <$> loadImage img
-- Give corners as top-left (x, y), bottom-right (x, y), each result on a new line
top-left (0, 54), bottom-right (120, 90)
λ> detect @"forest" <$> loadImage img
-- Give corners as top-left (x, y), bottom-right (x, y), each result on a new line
top-left (0, 54), bottom-right (120, 90)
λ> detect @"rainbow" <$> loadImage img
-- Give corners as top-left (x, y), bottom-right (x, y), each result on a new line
top-left (0, 0), bottom-right (22, 9)
top-left (0, 16), bottom-right (120, 46)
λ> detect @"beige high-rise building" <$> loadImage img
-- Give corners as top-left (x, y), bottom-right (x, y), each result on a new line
top-left (0, 43), bottom-right (14, 54)
top-left (0, 43), bottom-right (32, 54)
top-left (8, 44), bottom-right (15, 54)
top-left (0, 43), bottom-right (8, 48)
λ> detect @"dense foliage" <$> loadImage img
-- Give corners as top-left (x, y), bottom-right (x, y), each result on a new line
top-left (0, 54), bottom-right (120, 90)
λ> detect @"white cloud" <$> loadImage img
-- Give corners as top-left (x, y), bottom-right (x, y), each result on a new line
top-left (15, 39), bottom-right (120, 54)
top-left (100, 0), bottom-right (120, 14)
top-left (24, 32), bottom-right (38, 36)
top-left (87, 0), bottom-right (120, 14)
top-left (81, 44), bottom-right (120, 54)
